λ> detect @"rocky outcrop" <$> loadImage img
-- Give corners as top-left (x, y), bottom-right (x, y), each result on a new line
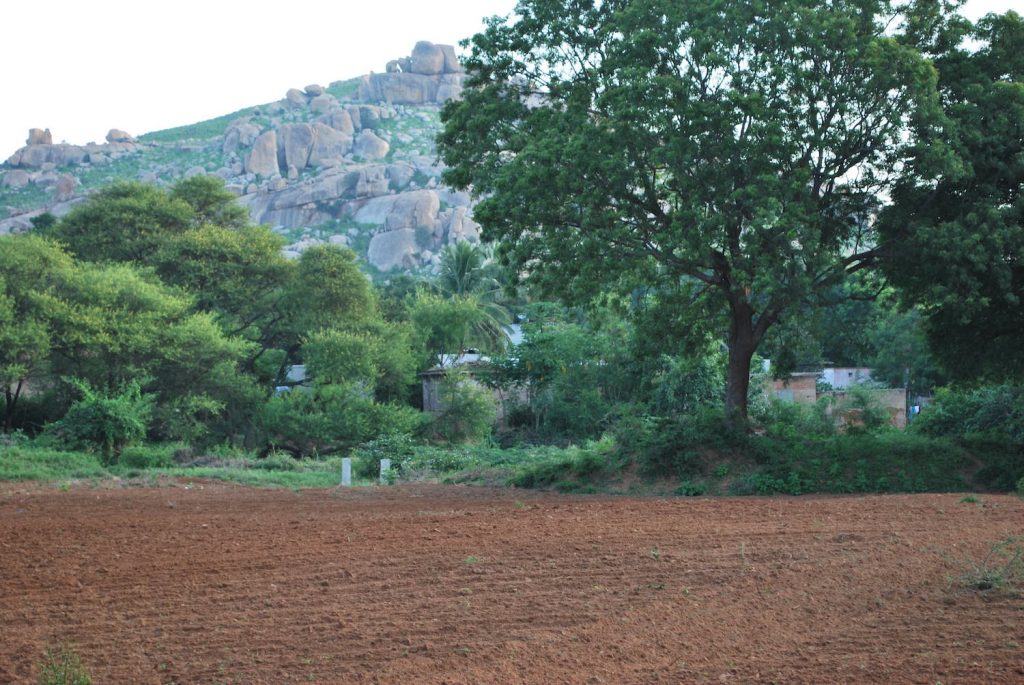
top-left (223, 119), bottom-right (260, 154)
top-left (277, 124), bottom-right (315, 171)
top-left (245, 130), bottom-right (279, 177)
top-left (285, 88), bottom-right (308, 108)
top-left (6, 127), bottom-right (140, 169)
top-left (53, 174), bottom-right (77, 202)
top-left (106, 129), bottom-right (135, 143)
top-left (410, 41), bottom-right (446, 75)
top-left (308, 123), bottom-right (352, 167)
top-left (1, 169), bottom-right (30, 189)
top-left (368, 229), bottom-right (419, 271)
top-left (317, 109), bottom-right (355, 135)
top-left (358, 41), bottom-right (465, 105)
top-left (353, 130), bottom-right (389, 160)
top-left (309, 94), bottom-right (337, 113)
top-left (27, 128), bottom-right (52, 145)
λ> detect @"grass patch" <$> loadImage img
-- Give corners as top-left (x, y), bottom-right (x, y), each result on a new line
top-left (0, 446), bottom-right (110, 481)
top-left (139, 107), bottom-right (260, 143)
top-left (325, 77), bottom-right (362, 101)
top-left (38, 644), bottom-right (91, 685)
top-left (945, 536), bottom-right (1024, 594)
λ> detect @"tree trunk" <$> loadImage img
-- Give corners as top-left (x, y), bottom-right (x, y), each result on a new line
top-left (724, 301), bottom-right (757, 422)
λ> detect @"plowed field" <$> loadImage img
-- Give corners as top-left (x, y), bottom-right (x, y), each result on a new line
top-left (1, 482), bottom-right (1022, 684)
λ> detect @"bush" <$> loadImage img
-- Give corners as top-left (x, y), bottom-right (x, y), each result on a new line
top-left (118, 444), bottom-right (178, 469)
top-left (915, 385), bottom-right (1024, 441)
top-left (262, 383), bottom-right (424, 457)
top-left (615, 407), bottom-right (743, 478)
top-left (754, 397), bottom-right (835, 440)
top-left (508, 439), bottom-right (619, 490)
top-left (38, 645), bottom-right (91, 685)
top-left (350, 434), bottom-right (416, 479)
top-left (48, 380), bottom-right (153, 464)
top-left (429, 375), bottom-right (497, 444)
top-left (913, 385), bottom-right (1024, 490)
top-left (258, 451), bottom-right (300, 471)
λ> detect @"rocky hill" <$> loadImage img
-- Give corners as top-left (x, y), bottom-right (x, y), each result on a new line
top-left (0, 40), bottom-right (479, 275)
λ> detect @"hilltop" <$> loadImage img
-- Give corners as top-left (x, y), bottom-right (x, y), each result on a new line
top-left (0, 40), bottom-right (479, 276)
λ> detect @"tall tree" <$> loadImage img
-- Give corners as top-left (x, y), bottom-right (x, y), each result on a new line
top-left (439, 0), bottom-right (944, 420)
top-left (881, 10), bottom-right (1024, 380)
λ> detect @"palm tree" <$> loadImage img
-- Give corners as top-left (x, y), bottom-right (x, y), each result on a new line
top-left (435, 241), bottom-right (513, 354)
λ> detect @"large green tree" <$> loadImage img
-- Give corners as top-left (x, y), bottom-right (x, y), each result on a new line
top-left (881, 10), bottom-right (1024, 380)
top-left (439, 0), bottom-right (944, 419)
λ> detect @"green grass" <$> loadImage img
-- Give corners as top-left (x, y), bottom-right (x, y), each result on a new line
top-left (38, 645), bottom-right (92, 685)
top-left (0, 446), bottom-right (110, 481)
top-left (0, 444), bottom-right (359, 489)
top-left (325, 77), bottom-right (363, 101)
top-left (139, 107), bottom-right (261, 143)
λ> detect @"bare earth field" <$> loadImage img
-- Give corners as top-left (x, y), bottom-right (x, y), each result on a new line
top-left (1, 482), bottom-right (1022, 684)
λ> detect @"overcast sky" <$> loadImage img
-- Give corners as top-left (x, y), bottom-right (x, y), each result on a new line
top-left (0, 0), bottom-right (1017, 159)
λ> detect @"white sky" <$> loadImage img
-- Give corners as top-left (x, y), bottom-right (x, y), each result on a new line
top-left (0, 0), bottom-right (1018, 159)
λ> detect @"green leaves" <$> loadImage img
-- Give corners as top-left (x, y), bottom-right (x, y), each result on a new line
top-left (440, 0), bottom-right (943, 418)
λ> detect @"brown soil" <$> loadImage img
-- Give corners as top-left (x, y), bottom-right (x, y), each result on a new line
top-left (1, 482), bottom-right (1022, 684)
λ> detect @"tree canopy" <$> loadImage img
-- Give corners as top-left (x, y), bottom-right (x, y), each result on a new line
top-left (881, 10), bottom-right (1024, 381)
top-left (439, 0), bottom-right (945, 419)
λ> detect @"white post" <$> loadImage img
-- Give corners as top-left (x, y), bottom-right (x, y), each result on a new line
top-left (379, 458), bottom-right (392, 484)
top-left (340, 457), bottom-right (352, 487)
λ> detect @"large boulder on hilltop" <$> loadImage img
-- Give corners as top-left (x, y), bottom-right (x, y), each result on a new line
top-left (106, 129), bottom-right (135, 143)
top-left (308, 123), bottom-right (352, 166)
top-left (8, 144), bottom-right (89, 168)
top-left (358, 70), bottom-right (462, 105)
top-left (304, 84), bottom-right (324, 97)
top-left (27, 128), bottom-right (52, 145)
top-left (439, 44), bottom-right (463, 73)
top-left (353, 129), bottom-right (389, 160)
top-left (410, 41), bottom-right (445, 75)
top-left (368, 229), bottom-right (419, 271)
top-left (285, 88), bottom-right (308, 108)
top-left (278, 124), bottom-right (315, 171)
top-left (317, 109), bottom-right (354, 135)
top-left (246, 130), bottom-right (279, 176)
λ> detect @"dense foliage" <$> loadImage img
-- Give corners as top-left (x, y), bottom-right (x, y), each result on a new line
top-left (2, 3), bottom-right (1022, 496)
top-left (439, 0), bottom-right (945, 419)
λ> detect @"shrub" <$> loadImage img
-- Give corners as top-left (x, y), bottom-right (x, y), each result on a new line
top-left (262, 383), bottom-right (424, 457)
top-left (258, 451), bottom-right (300, 472)
top-left (615, 407), bottom-right (743, 478)
top-left (915, 385), bottom-right (1024, 442)
top-left (945, 536), bottom-right (1024, 594)
top-left (118, 444), bottom-right (178, 469)
top-left (38, 645), bottom-right (91, 685)
top-left (351, 433), bottom-right (416, 479)
top-left (913, 385), bottom-right (1024, 490)
top-left (429, 375), bottom-right (497, 444)
top-left (48, 380), bottom-right (153, 464)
